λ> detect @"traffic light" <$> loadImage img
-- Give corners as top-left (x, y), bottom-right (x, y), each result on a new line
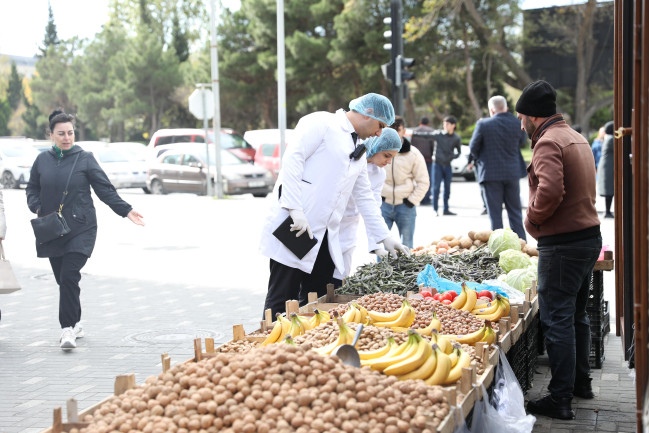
top-left (381, 61), bottom-right (394, 82)
top-left (401, 57), bottom-right (415, 82)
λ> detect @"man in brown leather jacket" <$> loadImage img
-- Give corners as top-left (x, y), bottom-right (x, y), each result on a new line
top-left (516, 80), bottom-right (602, 421)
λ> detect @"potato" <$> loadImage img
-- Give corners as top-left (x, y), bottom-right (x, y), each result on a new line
top-left (473, 239), bottom-right (483, 247)
top-left (526, 245), bottom-right (539, 256)
top-left (448, 239), bottom-right (460, 248)
top-left (467, 230), bottom-right (476, 240)
top-left (473, 230), bottom-right (492, 242)
top-left (441, 234), bottom-right (455, 241)
top-left (459, 236), bottom-right (473, 249)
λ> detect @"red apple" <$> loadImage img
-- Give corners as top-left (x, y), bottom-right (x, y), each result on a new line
top-left (478, 290), bottom-right (493, 301)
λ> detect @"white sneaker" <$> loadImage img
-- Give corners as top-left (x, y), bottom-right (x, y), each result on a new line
top-left (60, 327), bottom-right (77, 349)
top-left (73, 323), bottom-right (84, 339)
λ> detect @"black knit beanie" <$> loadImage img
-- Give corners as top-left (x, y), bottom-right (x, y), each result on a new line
top-left (515, 80), bottom-right (557, 117)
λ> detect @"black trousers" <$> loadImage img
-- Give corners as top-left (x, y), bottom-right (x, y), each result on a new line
top-left (263, 231), bottom-right (335, 318)
top-left (49, 253), bottom-right (88, 329)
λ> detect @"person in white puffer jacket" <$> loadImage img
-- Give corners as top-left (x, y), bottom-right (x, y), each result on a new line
top-left (381, 116), bottom-right (430, 249)
top-left (331, 128), bottom-right (403, 287)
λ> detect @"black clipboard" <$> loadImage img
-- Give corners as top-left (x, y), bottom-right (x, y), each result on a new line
top-left (272, 216), bottom-right (318, 259)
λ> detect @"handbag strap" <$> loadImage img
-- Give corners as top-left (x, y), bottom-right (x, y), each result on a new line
top-left (58, 153), bottom-right (81, 214)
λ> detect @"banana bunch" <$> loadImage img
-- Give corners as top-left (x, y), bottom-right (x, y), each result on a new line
top-left (444, 320), bottom-right (497, 346)
top-left (368, 300), bottom-right (416, 329)
top-left (358, 337), bottom-right (397, 360)
top-left (288, 313), bottom-right (313, 338)
top-left (342, 303), bottom-right (370, 324)
top-left (309, 309), bottom-right (330, 329)
top-left (442, 344), bottom-right (472, 385)
top-left (313, 317), bottom-right (354, 356)
top-left (415, 311), bottom-right (442, 336)
top-left (449, 282), bottom-right (478, 312)
top-left (260, 313), bottom-right (292, 346)
top-left (362, 331), bottom-right (428, 373)
top-left (430, 329), bottom-right (453, 354)
top-left (471, 294), bottom-right (510, 322)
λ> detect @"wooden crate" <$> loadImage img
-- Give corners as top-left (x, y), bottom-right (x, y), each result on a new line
top-left (298, 284), bottom-right (361, 314)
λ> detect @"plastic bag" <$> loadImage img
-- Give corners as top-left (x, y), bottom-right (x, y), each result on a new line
top-left (481, 279), bottom-right (525, 303)
top-left (452, 406), bottom-right (471, 433)
top-left (489, 349), bottom-right (536, 432)
top-left (416, 264), bottom-right (512, 299)
top-left (470, 384), bottom-right (505, 433)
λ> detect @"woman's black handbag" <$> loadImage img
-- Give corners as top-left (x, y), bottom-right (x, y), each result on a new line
top-left (30, 153), bottom-right (80, 245)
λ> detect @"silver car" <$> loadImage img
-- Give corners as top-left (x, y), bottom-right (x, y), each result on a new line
top-left (77, 142), bottom-right (148, 192)
top-left (0, 139), bottom-right (40, 188)
top-left (146, 144), bottom-right (275, 197)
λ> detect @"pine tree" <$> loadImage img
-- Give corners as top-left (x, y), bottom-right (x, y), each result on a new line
top-left (39, 1), bottom-right (60, 57)
top-left (7, 62), bottom-right (23, 110)
top-left (171, 11), bottom-right (189, 63)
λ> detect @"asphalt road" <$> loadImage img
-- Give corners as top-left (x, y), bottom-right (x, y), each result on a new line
top-left (0, 179), bottom-right (616, 432)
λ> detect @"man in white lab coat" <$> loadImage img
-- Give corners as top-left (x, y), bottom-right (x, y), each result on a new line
top-left (259, 93), bottom-right (409, 317)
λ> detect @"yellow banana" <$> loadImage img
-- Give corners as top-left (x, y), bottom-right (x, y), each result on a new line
top-left (260, 320), bottom-right (283, 346)
top-left (314, 317), bottom-right (352, 356)
top-left (431, 329), bottom-right (453, 354)
top-left (296, 314), bottom-right (312, 331)
top-left (460, 284), bottom-right (478, 312)
top-left (343, 305), bottom-right (358, 323)
top-left (425, 345), bottom-right (452, 386)
top-left (367, 300), bottom-right (408, 322)
top-left (475, 299), bottom-right (506, 322)
top-left (391, 326), bottom-right (411, 333)
top-left (481, 324), bottom-right (497, 345)
top-left (500, 295), bottom-right (511, 317)
top-left (309, 309), bottom-right (326, 329)
top-left (398, 344), bottom-right (437, 381)
top-left (415, 311), bottom-right (441, 336)
top-left (359, 338), bottom-right (396, 360)
top-left (450, 287), bottom-right (467, 309)
top-left (471, 301), bottom-right (499, 316)
top-left (446, 325), bottom-right (487, 345)
top-left (361, 337), bottom-right (406, 366)
top-left (288, 314), bottom-right (305, 338)
top-left (365, 332), bottom-right (420, 371)
top-left (443, 348), bottom-right (472, 385)
top-left (383, 336), bottom-right (433, 376)
top-left (373, 305), bottom-right (416, 329)
top-left (277, 314), bottom-right (291, 341)
top-left (448, 348), bottom-right (459, 367)
top-left (353, 303), bottom-right (369, 324)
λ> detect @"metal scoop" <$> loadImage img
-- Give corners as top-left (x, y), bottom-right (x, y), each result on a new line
top-left (332, 323), bottom-right (364, 367)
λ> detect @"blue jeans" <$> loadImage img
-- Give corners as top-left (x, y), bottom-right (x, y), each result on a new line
top-left (537, 235), bottom-right (602, 399)
top-left (480, 179), bottom-right (526, 241)
top-left (380, 202), bottom-right (416, 248)
top-left (432, 163), bottom-right (452, 212)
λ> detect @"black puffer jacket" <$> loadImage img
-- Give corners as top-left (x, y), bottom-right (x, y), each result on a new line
top-left (26, 145), bottom-right (132, 258)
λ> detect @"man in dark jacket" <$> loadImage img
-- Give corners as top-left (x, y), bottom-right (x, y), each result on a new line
top-left (431, 116), bottom-right (461, 215)
top-left (516, 81), bottom-right (602, 420)
top-left (469, 96), bottom-right (527, 240)
top-left (410, 117), bottom-right (436, 205)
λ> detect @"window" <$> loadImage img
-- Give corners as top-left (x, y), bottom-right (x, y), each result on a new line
top-left (182, 154), bottom-right (202, 165)
top-left (262, 143), bottom-right (276, 157)
top-left (155, 136), bottom-right (173, 146)
top-left (162, 154), bottom-right (182, 165)
top-left (173, 135), bottom-right (195, 144)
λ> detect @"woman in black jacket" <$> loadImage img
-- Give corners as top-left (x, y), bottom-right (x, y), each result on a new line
top-left (26, 110), bottom-right (144, 350)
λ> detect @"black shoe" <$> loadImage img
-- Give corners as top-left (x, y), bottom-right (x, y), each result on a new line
top-left (604, 212), bottom-right (614, 218)
top-left (527, 394), bottom-right (575, 420)
top-left (573, 378), bottom-right (595, 399)
top-left (480, 209), bottom-right (488, 215)
top-left (443, 210), bottom-right (456, 216)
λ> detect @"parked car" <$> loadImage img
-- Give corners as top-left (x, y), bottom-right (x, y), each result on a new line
top-left (247, 129), bottom-right (296, 180)
top-left (451, 145), bottom-right (475, 181)
top-left (77, 141), bottom-right (149, 192)
top-left (0, 139), bottom-right (40, 188)
top-left (146, 143), bottom-right (275, 197)
top-left (147, 128), bottom-right (256, 164)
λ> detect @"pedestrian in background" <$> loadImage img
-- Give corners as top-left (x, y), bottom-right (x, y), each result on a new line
top-left (597, 121), bottom-right (615, 218)
top-left (26, 110), bottom-right (145, 350)
top-left (259, 94), bottom-right (409, 317)
top-left (331, 128), bottom-right (402, 287)
top-left (591, 126), bottom-right (605, 169)
top-left (516, 80), bottom-right (601, 420)
top-left (381, 116), bottom-right (430, 248)
top-left (431, 116), bottom-right (462, 216)
top-left (469, 95), bottom-right (527, 240)
top-left (409, 117), bottom-right (436, 205)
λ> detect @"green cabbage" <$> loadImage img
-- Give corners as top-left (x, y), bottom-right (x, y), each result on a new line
top-left (499, 249), bottom-right (532, 273)
top-left (505, 267), bottom-right (537, 292)
top-left (488, 228), bottom-right (521, 257)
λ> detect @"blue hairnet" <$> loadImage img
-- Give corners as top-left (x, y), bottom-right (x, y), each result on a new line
top-left (365, 127), bottom-right (402, 158)
top-left (349, 93), bottom-right (395, 126)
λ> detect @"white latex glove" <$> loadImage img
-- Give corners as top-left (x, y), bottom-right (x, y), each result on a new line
top-left (381, 237), bottom-right (410, 258)
top-left (373, 248), bottom-right (389, 259)
top-left (288, 209), bottom-right (313, 239)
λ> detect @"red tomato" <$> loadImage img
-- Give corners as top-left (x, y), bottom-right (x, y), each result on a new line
top-left (441, 299), bottom-right (452, 305)
top-left (478, 290), bottom-right (493, 301)
top-left (421, 291), bottom-right (433, 298)
top-left (433, 293), bottom-right (442, 301)
top-left (440, 292), bottom-right (454, 302)
top-left (447, 291), bottom-right (458, 300)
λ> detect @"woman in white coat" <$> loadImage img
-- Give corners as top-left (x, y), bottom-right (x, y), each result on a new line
top-left (259, 93), bottom-right (409, 317)
top-left (332, 128), bottom-right (403, 287)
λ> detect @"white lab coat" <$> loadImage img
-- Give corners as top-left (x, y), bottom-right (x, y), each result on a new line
top-left (333, 163), bottom-right (385, 280)
top-left (259, 109), bottom-right (390, 275)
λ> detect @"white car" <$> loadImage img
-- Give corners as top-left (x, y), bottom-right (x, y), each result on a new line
top-left (0, 139), bottom-right (40, 188)
top-left (243, 129), bottom-right (295, 150)
top-left (76, 141), bottom-right (149, 192)
top-left (451, 145), bottom-right (475, 181)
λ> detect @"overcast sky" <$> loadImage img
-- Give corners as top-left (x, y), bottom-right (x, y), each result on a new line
top-left (0, 0), bottom-right (587, 58)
